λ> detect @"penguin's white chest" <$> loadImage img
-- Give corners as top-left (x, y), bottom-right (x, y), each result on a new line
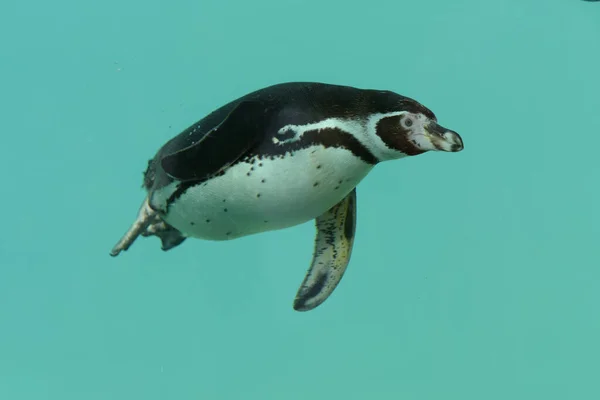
top-left (153, 146), bottom-right (373, 240)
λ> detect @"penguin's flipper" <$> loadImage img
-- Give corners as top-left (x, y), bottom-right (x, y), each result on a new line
top-left (293, 188), bottom-right (357, 311)
top-left (160, 100), bottom-right (269, 182)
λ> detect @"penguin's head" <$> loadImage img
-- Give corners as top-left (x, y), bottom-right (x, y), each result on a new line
top-left (371, 98), bottom-right (463, 160)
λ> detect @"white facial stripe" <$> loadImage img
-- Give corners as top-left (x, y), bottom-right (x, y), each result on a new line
top-left (274, 118), bottom-right (365, 145)
top-left (274, 113), bottom-right (411, 162)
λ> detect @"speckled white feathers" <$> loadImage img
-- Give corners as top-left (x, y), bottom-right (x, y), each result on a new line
top-left (153, 145), bottom-right (372, 241)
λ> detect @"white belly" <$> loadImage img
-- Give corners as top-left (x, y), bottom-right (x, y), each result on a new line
top-left (152, 146), bottom-right (374, 240)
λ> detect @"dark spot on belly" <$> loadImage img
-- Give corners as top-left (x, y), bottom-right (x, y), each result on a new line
top-left (190, 221), bottom-right (195, 226)
top-left (313, 182), bottom-right (319, 187)
top-left (205, 219), bottom-right (211, 223)
top-left (338, 179), bottom-right (343, 184)
top-left (246, 172), bottom-right (251, 176)
top-left (261, 179), bottom-right (266, 183)
top-left (258, 163), bottom-right (263, 167)
top-left (256, 193), bottom-right (261, 198)
top-left (334, 186), bottom-right (339, 190)
top-left (250, 167), bottom-right (255, 171)
top-left (222, 199), bottom-right (226, 202)
top-left (226, 231), bottom-right (232, 236)
top-left (316, 164), bottom-right (321, 169)
top-left (224, 208), bottom-right (228, 212)
top-left (264, 220), bottom-right (268, 223)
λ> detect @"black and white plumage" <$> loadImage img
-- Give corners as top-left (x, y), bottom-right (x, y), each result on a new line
top-left (110, 82), bottom-right (464, 311)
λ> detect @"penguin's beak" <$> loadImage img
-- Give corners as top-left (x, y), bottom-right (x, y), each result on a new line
top-left (424, 122), bottom-right (464, 152)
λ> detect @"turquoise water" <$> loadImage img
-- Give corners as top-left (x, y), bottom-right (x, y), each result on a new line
top-left (1, 0), bottom-right (599, 398)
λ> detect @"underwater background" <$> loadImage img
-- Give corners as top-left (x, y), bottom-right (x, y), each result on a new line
top-left (1, 0), bottom-right (599, 398)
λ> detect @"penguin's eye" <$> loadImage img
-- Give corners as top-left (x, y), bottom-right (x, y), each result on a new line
top-left (404, 118), bottom-right (413, 127)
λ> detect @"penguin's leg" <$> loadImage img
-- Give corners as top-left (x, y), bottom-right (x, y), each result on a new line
top-left (110, 197), bottom-right (156, 256)
top-left (110, 197), bottom-right (187, 256)
top-left (293, 188), bottom-right (357, 311)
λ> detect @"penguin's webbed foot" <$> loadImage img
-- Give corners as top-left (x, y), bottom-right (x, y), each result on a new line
top-left (141, 219), bottom-right (187, 251)
top-left (110, 197), bottom-right (187, 257)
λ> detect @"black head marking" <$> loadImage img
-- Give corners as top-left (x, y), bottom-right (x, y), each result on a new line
top-left (375, 115), bottom-right (426, 156)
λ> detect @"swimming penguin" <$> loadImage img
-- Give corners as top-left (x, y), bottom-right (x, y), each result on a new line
top-left (110, 82), bottom-right (464, 311)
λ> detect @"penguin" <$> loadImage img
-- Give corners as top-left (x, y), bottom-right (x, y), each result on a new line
top-left (110, 82), bottom-right (464, 311)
